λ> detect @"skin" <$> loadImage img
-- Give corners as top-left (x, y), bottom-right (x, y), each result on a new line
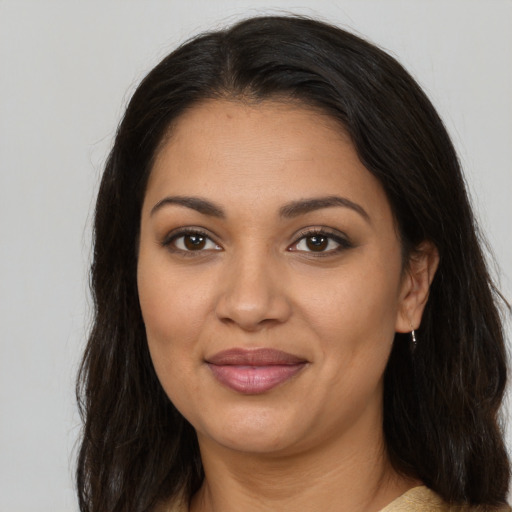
top-left (137, 99), bottom-right (438, 512)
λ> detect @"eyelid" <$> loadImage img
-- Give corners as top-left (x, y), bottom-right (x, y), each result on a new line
top-left (160, 225), bottom-right (352, 255)
top-left (162, 227), bottom-right (222, 252)
top-left (288, 227), bottom-right (353, 254)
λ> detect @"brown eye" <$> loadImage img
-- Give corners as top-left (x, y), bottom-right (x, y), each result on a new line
top-left (168, 231), bottom-right (222, 253)
top-left (305, 235), bottom-right (329, 252)
top-left (290, 230), bottom-right (351, 254)
top-left (184, 234), bottom-right (207, 250)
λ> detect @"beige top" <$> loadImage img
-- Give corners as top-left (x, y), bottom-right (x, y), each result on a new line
top-left (379, 486), bottom-right (511, 511)
top-left (163, 486), bottom-right (511, 511)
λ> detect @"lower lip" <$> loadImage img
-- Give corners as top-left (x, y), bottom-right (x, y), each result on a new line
top-left (207, 363), bottom-right (306, 394)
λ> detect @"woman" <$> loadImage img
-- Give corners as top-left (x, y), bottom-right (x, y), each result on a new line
top-left (76, 15), bottom-right (511, 512)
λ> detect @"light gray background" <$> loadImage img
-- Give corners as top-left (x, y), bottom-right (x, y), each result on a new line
top-left (1, 1), bottom-right (511, 510)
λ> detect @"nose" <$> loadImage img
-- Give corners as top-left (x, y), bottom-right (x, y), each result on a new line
top-left (214, 250), bottom-right (292, 331)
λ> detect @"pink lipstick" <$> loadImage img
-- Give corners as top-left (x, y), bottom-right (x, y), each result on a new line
top-left (206, 348), bottom-right (307, 394)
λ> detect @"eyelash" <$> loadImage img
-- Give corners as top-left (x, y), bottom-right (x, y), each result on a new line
top-left (162, 228), bottom-right (220, 256)
top-left (162, 228), bottom-right (353, 256)
top-left (289, 228), bottom-right (353, 256)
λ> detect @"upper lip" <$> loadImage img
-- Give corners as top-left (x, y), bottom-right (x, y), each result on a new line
top-left (206, 348), bottom-right (307, 366)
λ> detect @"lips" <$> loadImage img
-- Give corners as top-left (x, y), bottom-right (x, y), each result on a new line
top-left (205, 348), bottom-right (307, 394)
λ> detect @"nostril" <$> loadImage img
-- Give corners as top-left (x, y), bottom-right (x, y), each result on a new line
top-left (215, 294), bottom-right (292, 331)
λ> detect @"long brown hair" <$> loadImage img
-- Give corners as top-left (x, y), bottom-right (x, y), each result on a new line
top-left (77, 15), bottom-right (510, 511)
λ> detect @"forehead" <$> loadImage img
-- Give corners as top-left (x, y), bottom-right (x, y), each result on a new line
top-left (155, 98), bottom-right (348, 163)
top-left (145, 99), bottom-right (391, 223)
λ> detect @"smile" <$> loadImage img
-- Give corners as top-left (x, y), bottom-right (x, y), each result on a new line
top-left (205, 348), bottom-right (307, 394)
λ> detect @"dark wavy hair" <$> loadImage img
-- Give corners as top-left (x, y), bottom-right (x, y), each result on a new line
top-left (76, 15), bottom-right (510, 512)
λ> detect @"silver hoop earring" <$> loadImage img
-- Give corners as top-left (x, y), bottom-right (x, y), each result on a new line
top-left (411, 328), bottom-right (417, 352)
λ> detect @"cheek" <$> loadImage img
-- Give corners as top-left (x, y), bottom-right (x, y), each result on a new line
top-left (138, 250), bottom-right (211, 342)
top-left (303, 268), bottom-right (400, 333)
top-left (136, 251), bottom-right (212, 397)
top-left (138, 268), bottom-right (207, 418)
top-left (295, 255), bottom-right (402, 367)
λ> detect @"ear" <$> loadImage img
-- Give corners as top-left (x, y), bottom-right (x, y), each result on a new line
top-left (395, 241), bottom-right (440, 333)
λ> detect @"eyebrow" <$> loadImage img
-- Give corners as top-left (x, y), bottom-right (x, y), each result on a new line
top-left (150, 196), bottom-right (225, 218)
top-left (150, 194), bottom-right (370, 223)
top-left (279, 196), bottom-right (370, 222)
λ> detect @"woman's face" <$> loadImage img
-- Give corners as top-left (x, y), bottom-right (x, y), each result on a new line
top-left (137, 99), bottom-right (416, 456)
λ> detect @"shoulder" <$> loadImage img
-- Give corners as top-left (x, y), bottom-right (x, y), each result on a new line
top-left (155, 486), bottom-right (511, 512)
top-left (152, 495), bottom-right (188, 512)
top-left (380, 486), bottom-right (511, 512)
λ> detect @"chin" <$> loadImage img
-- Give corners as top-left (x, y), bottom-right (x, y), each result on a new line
top-left (194, 406), bottom-right (305, 455)
top-left (210, 429), bottom-right (294, 455)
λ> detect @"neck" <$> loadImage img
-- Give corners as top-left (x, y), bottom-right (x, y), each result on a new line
top-left (189, 419), bottom-right (418, 512)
